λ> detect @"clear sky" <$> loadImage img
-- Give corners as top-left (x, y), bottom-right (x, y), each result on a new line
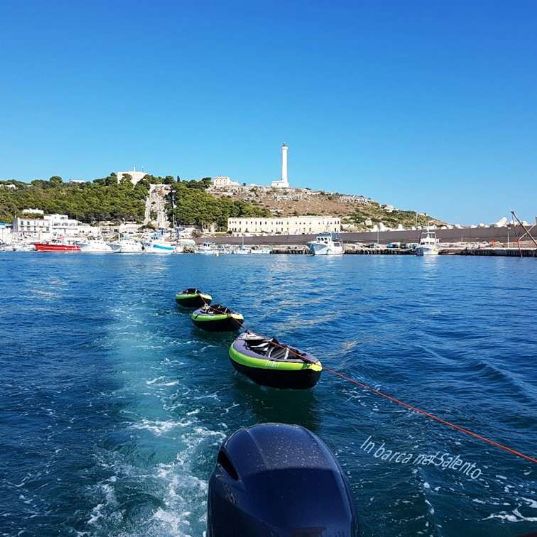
top-left (1, 0), bottom-right (536, 224)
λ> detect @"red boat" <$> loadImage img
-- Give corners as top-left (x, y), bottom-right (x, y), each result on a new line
top-left (34, 242), bottom-right (81, 252)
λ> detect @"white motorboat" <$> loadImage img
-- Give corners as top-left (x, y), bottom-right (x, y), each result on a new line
top-left (250, 246), bottom-right (272, 254)
top-left (145, 240), bottom-right (176, 254)
top-left (415, 229), bottom-right (439, 256)
top-left (197, 242), bottom-right (220, 255)
top-left (79, 240), bottom-right (113, 253)
top-left (233, 246), bottom-right (251, 255)
top-left (9, 242), bottom-right (36, 252)
top-left (307, 232), bottom-right (344, 256)
top-left (112, 239), bottom-right (143, 254)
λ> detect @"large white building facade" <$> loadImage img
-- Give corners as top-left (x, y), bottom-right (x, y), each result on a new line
top-left (228, 216), bottom-right (341, 236)
top-left (12, 214), bottom-right (97, 239)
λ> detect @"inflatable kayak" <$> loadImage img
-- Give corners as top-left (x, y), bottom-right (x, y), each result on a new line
top-left (176, 288), bottom-right (212, 307)
top-left (191, 304), bottom-right (244, 331)
top-left (229, 331), bottom-right (322, 389)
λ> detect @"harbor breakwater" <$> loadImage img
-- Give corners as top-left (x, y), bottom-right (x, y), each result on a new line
top-left (199, 224), bottom-right (534, 246)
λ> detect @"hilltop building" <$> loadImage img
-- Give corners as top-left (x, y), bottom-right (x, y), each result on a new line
top-left (228, 215), bottom-right (340, 236)
top-left (271, 143), bottom-right (290, 189)
top-left (212, 176), bottom-right (240, 188)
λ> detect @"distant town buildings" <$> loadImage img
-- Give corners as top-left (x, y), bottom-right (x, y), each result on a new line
top-left (12, 214), bottom-right (97, 239)
top-left (271, 143), bottom-right (290, 189)
top-left (228, 216), bottom-right (341, 236)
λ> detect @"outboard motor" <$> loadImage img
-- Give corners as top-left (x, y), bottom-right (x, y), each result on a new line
top-left (207, 423), bottom-right (359, 536)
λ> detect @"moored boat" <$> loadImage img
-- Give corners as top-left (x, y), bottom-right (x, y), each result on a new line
top-left (250, 246), bottom-right (272, 254)
top-left (197, 242), bottom-right (220, 255)
top-left (191, 304), bottom-right (244, 331)
top-left (176, 288), bottom-right (212, 308)
top-left (229, 331), bottom-right (322, 389)
top-left (415, 228), bottom-right (439, 256)
top-left (144, 240), bottom-right (176, 254)
top-left (34, 241), bottom-right (80, 252)
top-left (79, 240), bottom-right (113, 253)
top-left (307, 232), bottom-right (344, 255)
top-left (111, 239), bottom-right (143, 253)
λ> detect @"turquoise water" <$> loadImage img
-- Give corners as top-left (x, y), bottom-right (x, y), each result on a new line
top-left (0, 253), bottom-right (536, 537)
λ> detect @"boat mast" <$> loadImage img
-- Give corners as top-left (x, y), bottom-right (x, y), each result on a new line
top-left (511, 211), bottom-right (537, 248)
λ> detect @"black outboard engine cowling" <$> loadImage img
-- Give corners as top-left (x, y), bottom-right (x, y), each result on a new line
top-left (207, 423), bottom-right (359, 537)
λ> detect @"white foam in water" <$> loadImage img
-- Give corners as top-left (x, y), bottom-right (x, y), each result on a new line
top-left (485, 509), bottom-right (537, 523)
top-left (131, 419), bottom-right (193, 436)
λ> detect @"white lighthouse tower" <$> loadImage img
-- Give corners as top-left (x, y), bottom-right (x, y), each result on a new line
top-left (271, 143), bottom-right (290, 188)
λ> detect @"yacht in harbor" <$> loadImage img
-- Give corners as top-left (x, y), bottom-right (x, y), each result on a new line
top-left (307, 232), bottom-right (344, 256)
top-left (197, 242), bottom-right (220, 255)
top-left (144, 240), bottom-right (176, 254)
top-left (415, 228), bottom-right (440, 256)
top-left (111, 239), bottom-right (143, 254)
top-left (79, 240), bottom-right (113, 253)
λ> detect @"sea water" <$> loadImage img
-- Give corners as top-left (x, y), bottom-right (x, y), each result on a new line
top-left (0, 253), bottom-right (536, 537)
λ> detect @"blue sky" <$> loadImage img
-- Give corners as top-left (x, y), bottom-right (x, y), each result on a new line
top-left (1, 0), bottom-right (536, 224)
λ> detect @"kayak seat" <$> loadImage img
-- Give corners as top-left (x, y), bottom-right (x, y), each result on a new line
top-left (268, 346), bottom-right (289, 361)
top-left (249, 342), bottom-right (270, 353)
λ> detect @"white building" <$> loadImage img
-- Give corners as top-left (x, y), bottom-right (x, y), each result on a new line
top-left (271, 143), bottom-right (290, 189)
top-left (228, 215), bottom-right (341, 236)
top-left (22, 208), bottom-right (45, 217)
top-left (13, 217), bottom-right (50, 237)
top-left (212, 176), bottom-right (240, 188)
top-left (12, 214), bottom-right (97, 239)
top-left (117, 168), bottom-right (148, 185)
top-left (0, 223), bottom-right (13, 243)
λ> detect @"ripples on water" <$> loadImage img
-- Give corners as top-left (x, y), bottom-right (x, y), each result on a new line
top-left (0, 253), bottom-right (536, 537)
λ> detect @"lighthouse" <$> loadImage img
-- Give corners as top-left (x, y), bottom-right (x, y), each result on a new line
top-left (271, 143), bottom-right (290, 188)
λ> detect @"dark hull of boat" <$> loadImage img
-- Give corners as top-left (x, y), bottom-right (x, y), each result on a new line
top-left (176, 295), bottom-right (209, 307)
top-left (192, 317), bottom-right (244, 332)
top-left (230, 360), bottom-right (321, 389)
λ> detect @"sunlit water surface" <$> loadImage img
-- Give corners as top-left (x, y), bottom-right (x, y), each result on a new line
top-left (0, 253), bottom-right (536, 537)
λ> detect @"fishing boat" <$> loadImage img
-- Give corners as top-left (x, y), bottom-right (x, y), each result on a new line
top-left (191, 304), bottom-right (244, 331)
top-left (34, 241), bottom-right (80, 252)
top-left (229, 331), bottom-right (322, 389)
top-left (307, 232), bottom-right (344, 255)
top-left (415, 228), bottom-right (439, 256)
top-left (175, 288), bottom-right (212, 308)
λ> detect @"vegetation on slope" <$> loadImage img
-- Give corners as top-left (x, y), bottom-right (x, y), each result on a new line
top-left (0, 176), bottom-right (149, 223)
top-left (168, 182), bottom-right (270, 230)
top-left (0, 175), bottom-right (269, 229)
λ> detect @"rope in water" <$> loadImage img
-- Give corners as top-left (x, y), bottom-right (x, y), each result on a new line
top-left (323, 367), bottom-right (537, 465)
top-left (190, 291), bottom-right (537, 465)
